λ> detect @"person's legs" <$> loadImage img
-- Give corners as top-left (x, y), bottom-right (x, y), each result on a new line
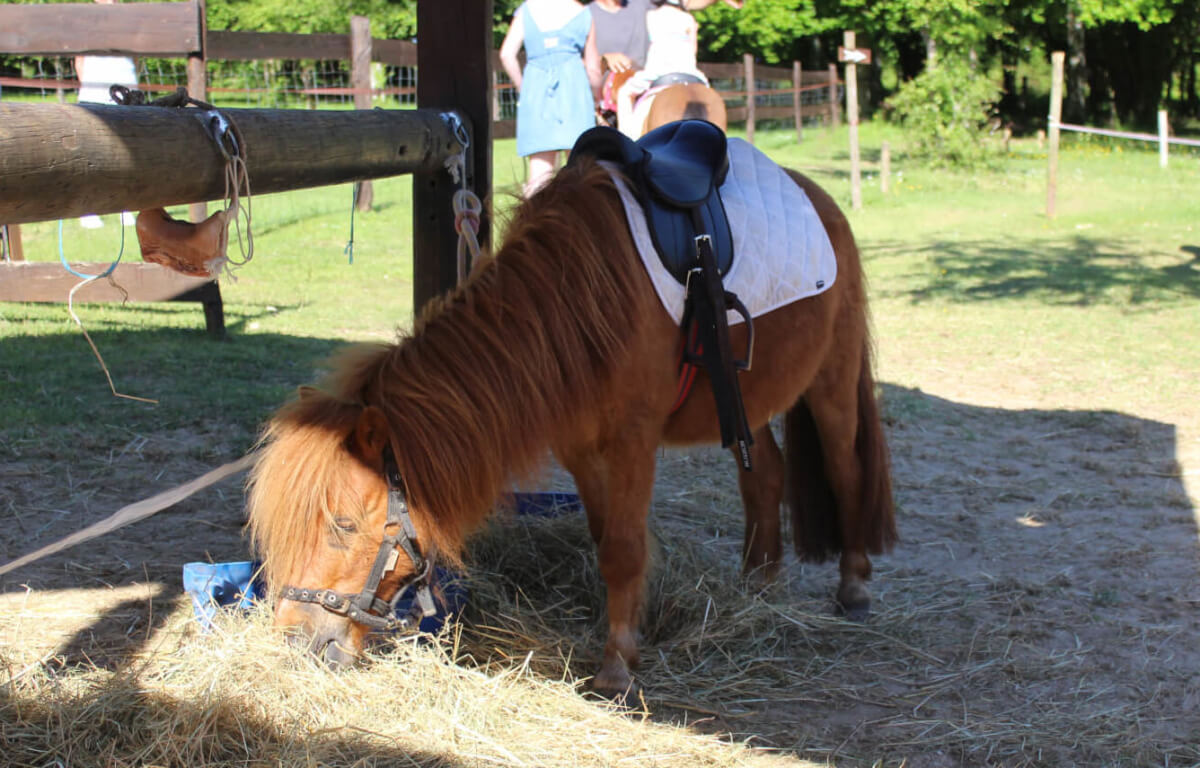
top-left (525, 151), bottom-right (559, 197)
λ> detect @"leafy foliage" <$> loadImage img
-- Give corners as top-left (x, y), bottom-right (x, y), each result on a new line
top-left (886, 60), bottom-right (1001, 167)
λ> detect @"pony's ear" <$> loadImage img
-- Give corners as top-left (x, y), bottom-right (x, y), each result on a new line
top-left (354, 406), bottom-right (390, 462)
top-left (297, 385), bottom-right (321, 400)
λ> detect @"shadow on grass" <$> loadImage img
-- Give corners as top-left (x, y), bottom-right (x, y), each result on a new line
top-left (0, 326), bottom-right (358, 672)
top-left (872, 235), bottom-right (1200, 306)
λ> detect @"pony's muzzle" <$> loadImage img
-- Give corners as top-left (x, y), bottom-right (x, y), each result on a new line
top-left (278, 601), bottom-right (361, 669)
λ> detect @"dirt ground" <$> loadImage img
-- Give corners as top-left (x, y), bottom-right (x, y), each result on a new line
top-left (2, 374), bottom-right (1198, 765)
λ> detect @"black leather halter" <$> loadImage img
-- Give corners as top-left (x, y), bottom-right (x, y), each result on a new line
top-left (280, 454), bottom-right (437, 633)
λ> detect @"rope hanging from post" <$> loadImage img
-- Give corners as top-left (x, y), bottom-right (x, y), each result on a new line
top-left (442, 112), bottom-right (484, 285)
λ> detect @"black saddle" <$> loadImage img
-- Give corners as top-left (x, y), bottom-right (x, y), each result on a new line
top-left (649, 72), bottom-right (707, 90)
top-left (569, 120), bottom-right (733, 283)
top-left (569, 120), bottom-right (755, 469)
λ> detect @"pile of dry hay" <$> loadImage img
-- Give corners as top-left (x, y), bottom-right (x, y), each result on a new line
top-left (0, 450), bottom-right (826, 768)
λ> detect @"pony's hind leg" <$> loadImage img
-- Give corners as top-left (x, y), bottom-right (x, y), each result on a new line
top-left (735, 423), bottom-right (785, 582)
top-left (792, 345), bottom-right (896, 620)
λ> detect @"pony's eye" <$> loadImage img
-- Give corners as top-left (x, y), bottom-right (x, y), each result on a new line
top-left (333, 517), bottom-right (357, 533)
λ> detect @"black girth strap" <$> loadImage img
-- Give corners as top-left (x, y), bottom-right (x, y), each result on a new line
top-left (281, 452), bottom-right (437, 632)
top-left (569, 120), bottom-right (755, 469)
top-left (683, 221), bottom-right (755, 469)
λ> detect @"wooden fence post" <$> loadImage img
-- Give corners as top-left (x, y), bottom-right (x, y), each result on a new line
top-left (844, 30), bottom-right (862, 211)
top-left (1, 225), bottom-right (23, 261)
top-left (351, 15), bottom-right (374, 211)
top-left (880, 140), bottom-right (890, 195)
top-left (1047, 51), bottom-right (1064, 218)
top-left (743, 53), bottom-right (756, 144)
top-left (414, 0), bottom-right (493, 315)
top-left (187, 0), bottom-right (207, 224)
top-left (793, 60), bottom-right (802, 143)
top-left (827, 63), bottom-right (839, 127)
top-left (1158, 109), bottom-right (1169, 168)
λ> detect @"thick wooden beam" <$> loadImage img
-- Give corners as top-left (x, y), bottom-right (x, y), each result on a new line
top-left (0, 262), bottom-right (224, 337)
top-left (0, 103), bottom-right (461, 225)
top-left (0, 2), bottom-right (200, 56)
top-left (413, 0), bottom-right (493, 314)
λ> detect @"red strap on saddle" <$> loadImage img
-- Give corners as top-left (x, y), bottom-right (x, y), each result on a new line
top-left (670, 321), bottom-right (702, 414)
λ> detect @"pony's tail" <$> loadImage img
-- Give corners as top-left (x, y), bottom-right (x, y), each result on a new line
top-left (784, 398), bottom-right (839, 562)
top-left (785, 344), bottom-right (897, 562)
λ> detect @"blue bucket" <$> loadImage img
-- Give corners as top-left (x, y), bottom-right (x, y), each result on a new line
top-left (511, 491), bottom-right (583, 518)
top-left (182, 560), bottom-right (467, 635)
top-left (399, 566), bottom-right (469, 635)
top-left (183, 560), bottom-right (264, 631)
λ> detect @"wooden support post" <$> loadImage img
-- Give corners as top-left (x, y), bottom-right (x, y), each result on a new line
top-left (414, 0), bottom-right (493, 315)
top-left (844, 30), bottom-right (862, 211)
top-left (793, 60), bottom-right (803, 143)
top-left (743, 53), bottom-right (756, 145)
top-left (880, 140), bottom-right (890, 195)
top-left (1158, 109), bottom-right (1169, 168)
top-left (187, 0), bottom-right (208, 224)
top-left (351, 15), bottom-right (374, 211)
top-left (828, 63), bottom-right (839, 127)
top-left (1047, 51), bottom-right (1064, 219)
top-left (1, 225), bottom-right (24, 261)
top-left (0, 104), bottom-right (460, 224)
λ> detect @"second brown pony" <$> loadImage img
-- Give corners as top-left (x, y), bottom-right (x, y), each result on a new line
top-left (247, 156), bottom-right (896, 696)
top-left (611, 69), bottom-right (728, 137)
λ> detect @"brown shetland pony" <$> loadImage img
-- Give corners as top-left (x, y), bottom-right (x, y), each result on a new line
top-left (610, 69), bottom-right (728, 137)
top-left (246, 158), bottom-right (896, 696)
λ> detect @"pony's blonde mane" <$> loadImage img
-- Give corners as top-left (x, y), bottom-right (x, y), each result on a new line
top-left (247, 160), bottom-right (651, 588)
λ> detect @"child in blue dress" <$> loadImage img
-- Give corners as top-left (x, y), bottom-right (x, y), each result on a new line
top-left (500, 0), bottom-right (602, 196)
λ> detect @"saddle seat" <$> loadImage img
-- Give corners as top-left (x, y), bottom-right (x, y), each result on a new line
top-left (569, 120), bottom-right (732, 283)
top-left (136, 207), bottom-right (229, 278)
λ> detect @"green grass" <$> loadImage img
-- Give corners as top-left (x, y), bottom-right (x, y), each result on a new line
top-left (3, 121), bottom-right (1199, 453)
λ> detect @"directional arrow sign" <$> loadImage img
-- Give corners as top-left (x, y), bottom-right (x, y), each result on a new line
top-left (838, 46), bottom-right (872, 65)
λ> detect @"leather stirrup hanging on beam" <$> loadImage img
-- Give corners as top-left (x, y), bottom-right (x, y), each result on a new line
top-left (135, 207), bottom-right (230, 278)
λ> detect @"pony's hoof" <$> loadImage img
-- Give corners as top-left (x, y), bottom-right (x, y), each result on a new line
top-left (836, 582), bottom-right (871, 622)
top-left (589, 669), bottom-right (642, 705)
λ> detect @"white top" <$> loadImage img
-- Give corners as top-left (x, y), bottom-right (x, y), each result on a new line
top-left (642, 5), bottom-right (705, 81)
top-left (77, 56), bottom-right (138, 104)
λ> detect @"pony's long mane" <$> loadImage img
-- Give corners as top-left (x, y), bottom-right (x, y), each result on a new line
top-left (248, 160), bottom-right (649, 584)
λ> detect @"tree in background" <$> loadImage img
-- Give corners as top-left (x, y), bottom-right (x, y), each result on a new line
top-left (167, 0), bottom-right (1200, 129)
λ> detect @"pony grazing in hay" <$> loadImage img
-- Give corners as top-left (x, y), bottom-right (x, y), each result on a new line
top-left (247, 150), bottom-right (896, 695)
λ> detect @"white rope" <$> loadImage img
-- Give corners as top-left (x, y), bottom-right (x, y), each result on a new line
top-left (441, 112), bottom-right (485, 285)
top-left (1049, 119), bottom-right (1200, 148)
top-left (0, 453), bottom-right (256, 577)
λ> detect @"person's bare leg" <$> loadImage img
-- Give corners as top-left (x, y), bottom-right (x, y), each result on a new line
top-left (525, 151), bottom-right (559, 197)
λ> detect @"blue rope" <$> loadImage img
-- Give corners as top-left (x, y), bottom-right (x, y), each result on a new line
top-left (59, 216), bottom-right (125, 279)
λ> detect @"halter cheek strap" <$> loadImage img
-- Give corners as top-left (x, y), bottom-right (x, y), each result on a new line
top-left (281, 455), bottom-right (438, 633)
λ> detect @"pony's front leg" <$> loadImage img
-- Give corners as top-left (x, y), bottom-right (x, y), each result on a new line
top-left (562, 440), bottom-right (658, 698)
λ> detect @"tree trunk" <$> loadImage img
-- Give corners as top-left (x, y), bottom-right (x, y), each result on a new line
top-left (1065, 0), bottom-right (1088, 123)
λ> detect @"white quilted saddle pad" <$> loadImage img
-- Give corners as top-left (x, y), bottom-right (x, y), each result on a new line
top-left (602, 137), bottom-right (837, 325)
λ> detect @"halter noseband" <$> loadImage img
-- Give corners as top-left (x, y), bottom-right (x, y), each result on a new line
top-left (280, 453), bottom-right (437, 633)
